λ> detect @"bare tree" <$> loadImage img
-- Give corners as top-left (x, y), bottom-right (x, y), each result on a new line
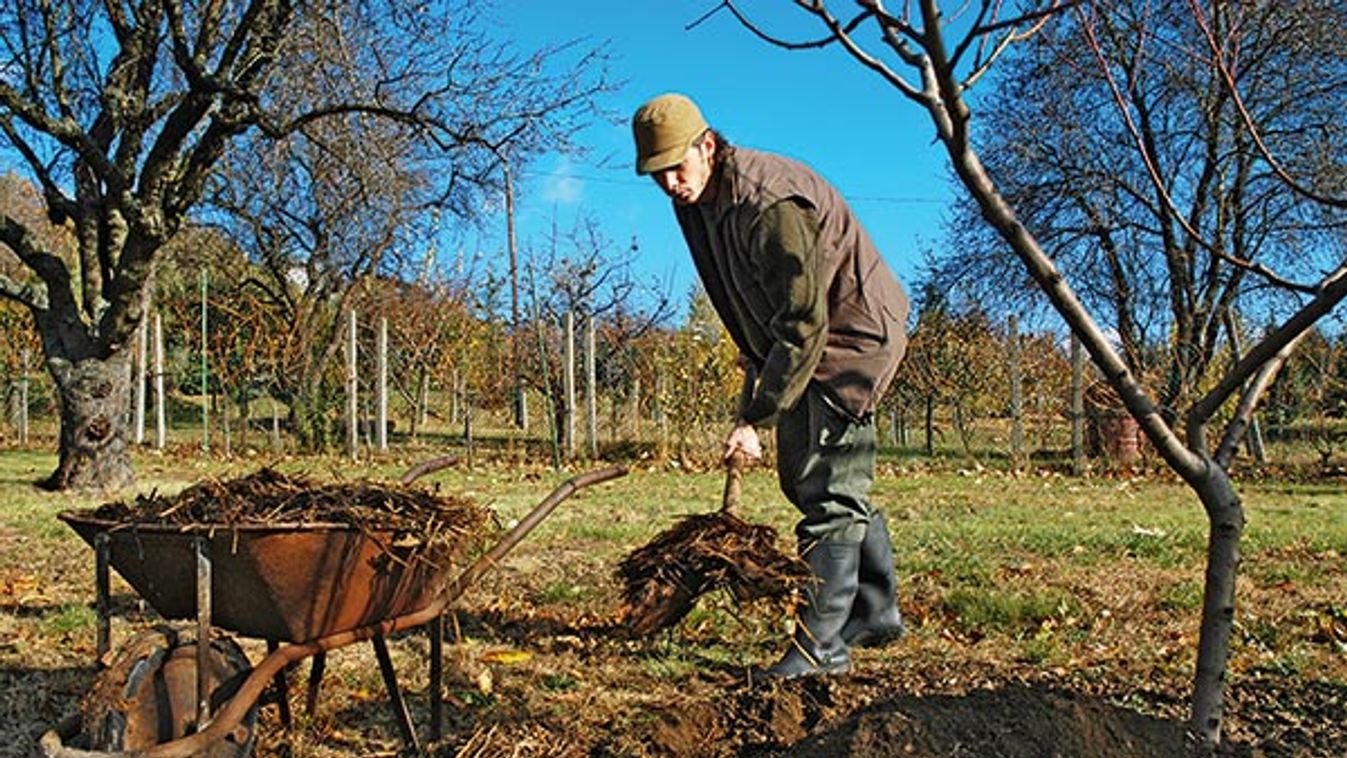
top-left (936, 2), bottom-right (1347, 420)
top-left (521, 214), bottom-right (671, 457)
top-left (713, 0), bottom-right (1347, 747)
top-left (898, 277), bottom-right (1006, 458)
top-left (0, 0), bottom-right (610, 487)
top-left (206, 3), bottom-right (608, 451)
top-left (651, 287), bottom-right (741, 463)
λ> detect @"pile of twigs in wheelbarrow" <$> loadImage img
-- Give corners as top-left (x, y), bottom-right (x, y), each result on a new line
top-left (92, 466), bottom-right (492, 567)
top-left (616, 455), bottom-right (810, 636)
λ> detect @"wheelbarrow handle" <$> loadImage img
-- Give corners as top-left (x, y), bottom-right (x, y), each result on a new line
top-left (399, 454), bottom-right (459, 485)
top-left (437, 464), bottom-right (628, 604)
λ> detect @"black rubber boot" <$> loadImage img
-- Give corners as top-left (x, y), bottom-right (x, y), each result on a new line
top-left (840, 514), bottom-right (906, 649)
top-left (760, 540), bottom-right (861, 679)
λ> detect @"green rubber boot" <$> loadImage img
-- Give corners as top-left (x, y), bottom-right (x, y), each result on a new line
top-left (760, 540), bottom-right (861, 679)
top-left (840, 513), bottom-right (906, 648)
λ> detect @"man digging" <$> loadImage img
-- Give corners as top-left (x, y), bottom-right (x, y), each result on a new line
top-left (632, 93), bottom-right (911, 678)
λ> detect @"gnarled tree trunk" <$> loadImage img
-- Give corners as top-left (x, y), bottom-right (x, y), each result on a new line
top-left (44, 349), bottom-right (134, 491)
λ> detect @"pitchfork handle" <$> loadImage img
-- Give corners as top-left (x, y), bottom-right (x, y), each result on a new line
top-left (722, 363), bottom-right (756, 515)
top-left (721, 450), bottom-right (745, 514)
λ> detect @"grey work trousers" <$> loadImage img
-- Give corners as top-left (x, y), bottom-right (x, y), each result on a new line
top-left (775, 384), bottom-right (879, 544)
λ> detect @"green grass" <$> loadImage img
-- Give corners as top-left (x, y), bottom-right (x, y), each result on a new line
top-left (944, 586), bottom-right (1082, 637)
top-left (3, 438), bottom-right (1345, 667)
top-left (3, 414), bottom-right (1346, 757)
top-left (44, 603), bottom-right (97, 635)
top-left (2, 442), bottom-right (1343, 570)
top-left (533, 581), bottom-right (591, 604)
top-left (1155, 579), bottom-right (1204, 613)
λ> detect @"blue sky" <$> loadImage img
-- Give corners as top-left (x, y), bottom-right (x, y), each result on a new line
top-left (482, 1), bottom-right (956, 313)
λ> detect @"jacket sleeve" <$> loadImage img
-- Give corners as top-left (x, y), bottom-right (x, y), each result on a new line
top-left (738, 198), bottom-right (827, 427)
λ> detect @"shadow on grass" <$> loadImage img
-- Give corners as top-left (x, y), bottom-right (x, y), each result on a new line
top-left (0, 663), bottom-right (99, 757)
top-left (0, 592), bottom-right (147, 621)
top-left (446, 607), bottom-right (626, 646)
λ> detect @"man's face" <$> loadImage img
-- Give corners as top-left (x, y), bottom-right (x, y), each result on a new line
top-left (649, 131), bottom-right (715, 206)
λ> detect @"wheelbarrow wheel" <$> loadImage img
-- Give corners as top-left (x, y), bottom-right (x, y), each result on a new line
top-left (81, 625), bottom-right (259, 757)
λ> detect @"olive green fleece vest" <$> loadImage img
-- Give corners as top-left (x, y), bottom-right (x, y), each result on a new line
top-left (675, 147), bottom-right (909, 421)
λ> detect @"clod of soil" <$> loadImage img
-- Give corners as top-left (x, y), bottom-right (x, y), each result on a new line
top-left (616, 510), bottom-right (811, 635)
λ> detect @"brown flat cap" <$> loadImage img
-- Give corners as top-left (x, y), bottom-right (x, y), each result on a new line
top-left (631, 93), bottom-right (709, 175)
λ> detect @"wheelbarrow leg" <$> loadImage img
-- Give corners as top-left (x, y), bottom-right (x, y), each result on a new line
top-left (95, 532), bottom-right (111, 662)
top-left (194, 535), bottom-right (212, 725)
top-left (305, 651), bottom-right (326, 716)
top-left (372, 633), bottom-right (421, 755)
top-left (267, 639), bottom-right (293, 729)
top-left (429, 614), bottom-right (443, 741)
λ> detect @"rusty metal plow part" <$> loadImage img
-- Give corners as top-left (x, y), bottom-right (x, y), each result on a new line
top-left (41, 464), bottom-right (628, 758)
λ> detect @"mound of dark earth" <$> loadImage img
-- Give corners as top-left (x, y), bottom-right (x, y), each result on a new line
top-left (626, 680), bottom-right (1269, 758)
top-left (785, 685), bottom-right (1199, 758)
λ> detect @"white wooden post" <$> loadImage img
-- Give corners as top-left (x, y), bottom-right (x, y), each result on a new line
top-left (564, 309), bottom-right (575, 458)
top-left (154, 313), bottom-right (166, 450)
top-left (346, 309), bottom-right (358, 461)
top-left (585, 314), bottom-right (597, 459)
top-left (377, 316), bottom-right (388, 451)
top-left (134, 312), bottom-right (147, 445)
top-left (18, 347), bottom-right (29, 445)
top-left (200, 268), bottom-right (209, 452)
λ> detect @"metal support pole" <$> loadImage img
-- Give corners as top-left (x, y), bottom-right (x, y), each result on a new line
top-left (135, 313), bottom-right (148, 445)
top-left (347, 310), bottom-right (359, 461)
top-left (95, 533), bottom-right (110, 661)
top-left (564, 310), bottom-right (575, 458)
top-left (200, 269), bottom-right (209, 453)
top-left (585, 314), bottom-right (597, 459)
top-left (18, 348), bottom-right (28, 445)
top-left (194, 536), bottom-right (213, 725)
top-left (154, 313), bottom-right (166, 450)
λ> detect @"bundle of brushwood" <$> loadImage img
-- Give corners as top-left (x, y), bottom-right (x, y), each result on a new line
top-left (90, 466), bottom-right (492, 568)
top-left (617, 454), bottom-right (810, 636)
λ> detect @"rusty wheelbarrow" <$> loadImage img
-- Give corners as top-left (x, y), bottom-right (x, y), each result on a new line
top-left (40, 464), bottom-right (627, 758)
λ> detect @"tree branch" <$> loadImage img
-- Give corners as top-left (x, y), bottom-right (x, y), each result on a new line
top-left (1212, 331), bottom-right (1301, 468)
top-left (1190, 265), bottom-right (1347, 449)
top-left (800, 1), bottom-right (927, 102)
top-left (1184, 0), bottom-right (1347, 210)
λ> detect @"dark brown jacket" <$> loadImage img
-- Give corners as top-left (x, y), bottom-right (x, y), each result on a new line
top-left (674, 146), bottom-right (909, 425)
